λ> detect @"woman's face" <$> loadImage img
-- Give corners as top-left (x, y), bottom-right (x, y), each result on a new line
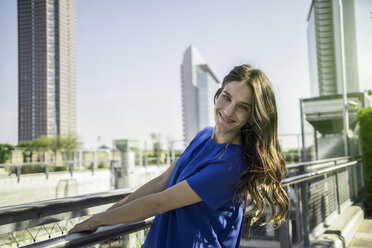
top-left (214, 81), bottom-right (253, 134)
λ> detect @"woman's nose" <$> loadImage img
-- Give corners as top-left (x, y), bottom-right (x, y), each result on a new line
top-left (224, 103), bottom-right (235, 116)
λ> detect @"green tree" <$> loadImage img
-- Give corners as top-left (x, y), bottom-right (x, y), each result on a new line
top-left (358, 106), bottom-right (372, 215)
top-left (33, 135), bottom-right (53, 150)
top-left (59, 132), bottom-right (80, 151)
top-left (0, 144), bottom-right (15, 164)
top-left (17, 140), bottom-right (34, 162)
top-left (17, 133), bottom-right (82, 162)
top-left (57, 132), bottom-right (81, 161)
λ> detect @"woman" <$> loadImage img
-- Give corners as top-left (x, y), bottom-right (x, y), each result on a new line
top-left (69, 64), bottom-right (290, 247)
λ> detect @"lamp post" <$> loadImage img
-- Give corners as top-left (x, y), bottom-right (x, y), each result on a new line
top-left (338, 0), bottom-right (349, 156)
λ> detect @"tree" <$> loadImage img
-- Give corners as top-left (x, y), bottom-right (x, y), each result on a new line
top-left (58, 132), bottom-right (81, 161)
top-left (33, 135), bottom-right (53, 150)
top-left (60, 132), bottom-right (80, 151)
top-left (0, 144), bottom-right (15, 164)
top-left (358, 106), bottom-right (372, 215)
top-left (17, 132), bottom-right (82, 162)
top-left (17, 141), bottom-right (34, 162)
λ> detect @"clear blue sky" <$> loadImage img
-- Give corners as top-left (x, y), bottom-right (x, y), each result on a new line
top-left (0, 0), bottom-right (371, 150)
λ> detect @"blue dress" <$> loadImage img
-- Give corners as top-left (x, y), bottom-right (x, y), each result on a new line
top-left (142, 126), bottom-right (248, 248)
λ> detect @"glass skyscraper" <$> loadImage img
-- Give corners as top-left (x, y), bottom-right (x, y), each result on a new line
top-left (18, 0), bottom-right (76, 142)
top-left (180, 46), bottom-right (220, 146)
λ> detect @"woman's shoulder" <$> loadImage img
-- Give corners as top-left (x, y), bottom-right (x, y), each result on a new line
top-left (199, 126), bottom-right (214, 136)
top-left (190, 126), bottom-right (214, 144)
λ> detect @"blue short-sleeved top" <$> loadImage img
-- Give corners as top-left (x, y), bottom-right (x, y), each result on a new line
top-left (142, 126), bottom-right (248, 248)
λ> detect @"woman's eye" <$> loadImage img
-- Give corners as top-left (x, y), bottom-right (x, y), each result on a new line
top-left (223, 95), bottom-right (230, 101)
top-left (239, 105), bottom-right (249, 111)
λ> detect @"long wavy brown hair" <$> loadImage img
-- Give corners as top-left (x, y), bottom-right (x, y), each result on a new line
top-left (214, 64), bottom-right (289, 227)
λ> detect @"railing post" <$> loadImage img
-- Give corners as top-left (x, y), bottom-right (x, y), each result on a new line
top-left (279, 185), bottom-right (292, 248)
top-left (69, 162), bottom-right (74, 177)
top-left (299, 166), bottom-right (310, 247)
top-left (294, 184), bottom-right (302, 245)
top-left (16, 165), bottom-right (21, 183)
top-left (157, 149), bottom-right (160, 167)
top-left (110, 160), bottom-right (115, 189)
top-left (334, 171), bottom-right (341, 214)
top-left (90, 162), bottom-right (95, 175)
top-left (45, 163), bottom-right (49, 179)
top-left (110, 160), bottom-right (114, 171)
top-left (279, 220), bottom-right (291, 248)
top-left (351, 163), bottom-right (358, 200)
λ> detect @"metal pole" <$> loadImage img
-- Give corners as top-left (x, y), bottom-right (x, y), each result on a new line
top-left (335, 171), bottom-right (341, 214)
top-left (300, 99), bottom-right (306, 162)
top-left (300, 176), bottom-right (310, 247)
top-left (297, 134), bottom-right (301, 163)
top-left (314, 129), bottom-right (318, 160)
top-left (338, 0), bottom-right (350, 156)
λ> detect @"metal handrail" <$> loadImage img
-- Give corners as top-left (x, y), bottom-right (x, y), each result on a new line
top-left (0, 187), bottom-right (134, 234)
top-left (282, 160), bottom-right (359, 186)
top-left (1, 157), bottom-right (359, 232)
top-left (286, 156), bottom-right (350, 169)
top-left (22, 217), bottom-right (154, 248)
top-left (0, 159), bottom-right (119, 183)
top-left (0, 157), bottom-right (362, 247)
top-left (0, 160), bottom-right (113, 168)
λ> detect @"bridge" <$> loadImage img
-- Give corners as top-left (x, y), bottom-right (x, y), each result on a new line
top-left (0, 156), bottom-right (370, 248)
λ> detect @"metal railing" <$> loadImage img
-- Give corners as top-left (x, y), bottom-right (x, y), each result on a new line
top-left (0, 188), bottom-right (134, 247)
top-left (0, 156), bottom-right (178, 183)
top-left (22, 218), bottom-right (154, 248)
top-left (277, 156), bottom-right (363, 248)
top-left (0, 160), bottom-right (115, 183)
top-left (0, 156), bottom-right (364, 248)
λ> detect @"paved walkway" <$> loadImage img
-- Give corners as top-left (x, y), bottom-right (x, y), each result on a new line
top-left (349, 218), bottom-right (372, 248)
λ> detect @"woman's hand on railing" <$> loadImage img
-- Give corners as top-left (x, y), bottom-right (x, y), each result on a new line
top-left (68, 216), bottom-right (98, 234)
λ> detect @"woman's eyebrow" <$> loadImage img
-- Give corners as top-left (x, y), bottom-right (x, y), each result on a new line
top-left (223, 90), bottom-right (252, 106)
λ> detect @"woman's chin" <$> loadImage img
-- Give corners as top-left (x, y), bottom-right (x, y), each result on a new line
top-left (215, 123), bottom-right (235, 133)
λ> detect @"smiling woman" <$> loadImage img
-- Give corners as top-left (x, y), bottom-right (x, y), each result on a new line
top-left (68, 64), bottom-right (289, 248)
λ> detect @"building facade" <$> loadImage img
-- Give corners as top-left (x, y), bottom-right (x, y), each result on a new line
top-left (304, 0), bottom-right (372, 159)
top-left (307, 0), bottom-right (359, 97)
top-left (180, 46), bottom-right (220, 146)
top-left (18, 0), bottom-right (76, 142)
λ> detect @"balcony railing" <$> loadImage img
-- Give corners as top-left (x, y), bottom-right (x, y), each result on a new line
top-left (0, 156), bottom-right (364, 248)
top-left (0, 160), bottom-right (115, 182)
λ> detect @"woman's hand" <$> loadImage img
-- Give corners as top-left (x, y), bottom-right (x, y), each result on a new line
top-left (68, 216), bottom-right (98, 234)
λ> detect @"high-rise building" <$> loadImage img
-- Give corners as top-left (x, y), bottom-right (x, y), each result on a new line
top-left (18, 0), bottom-right (76, 142)
top-left (303, 0), bottom-right (371, 159)
top-left (181, 46), bottom-right (220, 146)
top-left (307, 0), bottom-right (359, 97)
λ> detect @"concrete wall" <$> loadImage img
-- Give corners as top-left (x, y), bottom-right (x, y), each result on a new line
top-left (0, 170), bottom-right (111, 207)
top-left (0, 164), bottom-right (168, 208)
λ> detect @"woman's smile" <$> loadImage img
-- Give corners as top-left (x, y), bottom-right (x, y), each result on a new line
top-left (218, 112), bottom-right (235, 124)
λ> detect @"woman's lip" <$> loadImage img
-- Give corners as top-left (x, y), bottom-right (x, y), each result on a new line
top-left (219, 112), bottom-right (234, 123)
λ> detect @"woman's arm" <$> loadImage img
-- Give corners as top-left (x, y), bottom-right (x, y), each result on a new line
top-left (68, 179), bottom-right (202, 233)
top-left (106, 158), bottom-right (179, 211)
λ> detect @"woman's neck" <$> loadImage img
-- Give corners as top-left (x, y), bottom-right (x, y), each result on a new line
top-left (212, 126), bottom-right (241, 145)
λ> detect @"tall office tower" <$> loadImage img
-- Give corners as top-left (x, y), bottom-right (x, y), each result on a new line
top-left (18, 0), bottom-right (76, 142)
top-left (307, 0), bottom-right (359, 97)
top-left (181, 46), bottom-right (220, 146)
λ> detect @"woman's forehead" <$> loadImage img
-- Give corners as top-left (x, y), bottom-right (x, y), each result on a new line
top-left (223, 81), bottom-right (253, 104)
